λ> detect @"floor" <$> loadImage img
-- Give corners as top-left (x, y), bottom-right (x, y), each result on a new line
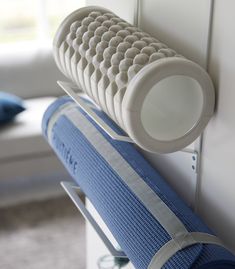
top-left (0, 196), bottom-right (86, 269)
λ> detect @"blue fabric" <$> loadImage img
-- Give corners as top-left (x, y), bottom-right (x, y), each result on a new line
top-left (42, 97), bottom-right (235, 269)
top-left (0, 92), bottom-right (25, 124)
top-left (41, 95), bottom-right (73, 136)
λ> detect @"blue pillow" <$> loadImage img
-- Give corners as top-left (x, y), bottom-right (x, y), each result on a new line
top-left (0, 92), bottom-right (25, 124)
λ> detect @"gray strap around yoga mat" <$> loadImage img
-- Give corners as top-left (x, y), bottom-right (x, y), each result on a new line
top-left (48, 105), bottom-right (225, 269)
top-left (148, 232), bottom-right (225, 269)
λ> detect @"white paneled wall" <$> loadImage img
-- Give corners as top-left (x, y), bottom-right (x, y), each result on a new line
top-left (86, 0), bottom-right (235, 254)
top-left (87, 0), bottom-right (136, 24)
top-left (140, 0), bottom-right (212, 67)
top-left (199, 0), bottom-right (235, 251)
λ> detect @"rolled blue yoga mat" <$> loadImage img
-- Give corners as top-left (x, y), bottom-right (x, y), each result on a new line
top-left (42, 96), bottom-right (235, 269)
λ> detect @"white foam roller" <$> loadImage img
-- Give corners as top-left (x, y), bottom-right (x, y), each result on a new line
top-left (53, 6), bottom-right (215, 153)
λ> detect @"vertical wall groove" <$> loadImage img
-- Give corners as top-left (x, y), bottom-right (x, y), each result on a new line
top-left (194, 0), bottom-right (215, 213)
top-left (134, 0), bottom-right (140, 27)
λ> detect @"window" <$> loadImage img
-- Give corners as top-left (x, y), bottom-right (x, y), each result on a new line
top-left (0, 0), bottom-right (85, 44)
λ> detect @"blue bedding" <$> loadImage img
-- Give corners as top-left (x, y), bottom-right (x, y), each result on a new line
top-left (42, 96), bottom-right (235, 269)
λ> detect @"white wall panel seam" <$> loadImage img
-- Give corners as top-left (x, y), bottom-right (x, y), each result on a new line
top-left (194, 0), bottom-right (215, 213)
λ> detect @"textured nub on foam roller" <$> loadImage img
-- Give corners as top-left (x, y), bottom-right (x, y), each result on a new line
top-left (53, 6), bottom-right (215, 153)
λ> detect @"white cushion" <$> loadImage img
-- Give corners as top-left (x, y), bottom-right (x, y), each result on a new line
top-left (0, 43), bottom-right (66, 98)
top-left (0, 97), bottom-right (56, 160)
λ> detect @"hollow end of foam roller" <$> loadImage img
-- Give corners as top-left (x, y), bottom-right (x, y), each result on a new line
top-left (122, 58), bottom-right (215, 153)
